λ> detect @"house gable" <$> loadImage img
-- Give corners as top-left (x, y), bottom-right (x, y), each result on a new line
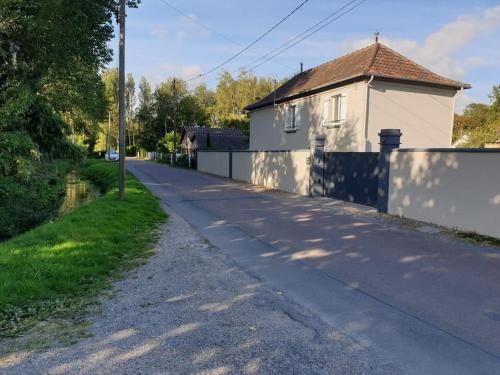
top-left (246, 43), bottom-right (469, 112)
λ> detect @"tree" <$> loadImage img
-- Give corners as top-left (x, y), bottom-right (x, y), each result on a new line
top-left (0, 0), bottom-right (140, 160)
top-left (137, 77), bottom-right (159, 151)
top-left (193, 83), bottom-right (216, 125)
top-left (214, 71), bottom-right (237, 119)
top-left (453, 85), bottom-right (500, 147)
top-left (100, 69), bottom-right (119, 150)
top-left (125, 73), bottom-right (137, 145)
top-left (118, 70), bottom-right (275, 152)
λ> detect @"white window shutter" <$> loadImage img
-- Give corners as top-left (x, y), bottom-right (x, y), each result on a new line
top-left (283, 105), bottom-right (289, 129)
top-left (295, 105), bottom-right (301, 129)
top-left (323, 97), bottom-right (329, 125)
top-left (340, 94), bottom-right (347, 123)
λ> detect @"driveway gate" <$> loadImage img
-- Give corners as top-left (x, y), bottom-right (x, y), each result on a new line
top-left (323, 152), bottom-right (379, 207)
top-left (310, 130), bottom-right (402, 209)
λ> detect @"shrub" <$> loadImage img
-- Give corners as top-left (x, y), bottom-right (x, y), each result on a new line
top-left (0, 162), bottom-right (70, 240)
top-left (175, 154), bottom-right (190, 168)
top-left (126, 145), bottom-right (137, 156)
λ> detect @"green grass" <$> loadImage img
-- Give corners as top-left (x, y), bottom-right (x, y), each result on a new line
top-left (0, 160), bottom-right (166, 337)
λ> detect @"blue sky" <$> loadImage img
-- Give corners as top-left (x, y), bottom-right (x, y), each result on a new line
top-left (110, 0), bottom-right (500, 112)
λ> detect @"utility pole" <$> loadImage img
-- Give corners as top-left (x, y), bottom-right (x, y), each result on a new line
top-left (172, 78), bottom-right (177, 158)
top-left (118, 0), bottom-right (126, 200)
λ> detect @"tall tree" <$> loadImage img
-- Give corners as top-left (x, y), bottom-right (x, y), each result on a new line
top-left (136, 77), bottom-right (158, 151)
top-left (125, 73), bottom-right (137, 145)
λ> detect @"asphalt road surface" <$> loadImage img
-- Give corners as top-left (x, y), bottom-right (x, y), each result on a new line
top-left (127, 159), bottom-right (500, 375)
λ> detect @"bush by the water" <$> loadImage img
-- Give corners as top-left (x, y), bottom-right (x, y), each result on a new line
top-left (0, 130), bottom-right (84, 240)
top-left (0, 162), bottom-right (71, 239)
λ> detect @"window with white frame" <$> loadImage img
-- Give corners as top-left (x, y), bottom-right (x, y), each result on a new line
top-left (323, 94), bottom-right (347, 127)
top-left (284, 104), bottom-right (300, 131)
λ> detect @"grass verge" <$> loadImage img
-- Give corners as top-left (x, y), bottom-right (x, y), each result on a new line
top-left (0, 160), bottom-right (166, 338)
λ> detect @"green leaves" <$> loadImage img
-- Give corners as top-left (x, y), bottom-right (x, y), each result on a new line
top-left (454, 84), bottom-right (500, 147)
top-left (0, 131), bottom-right (39, 179)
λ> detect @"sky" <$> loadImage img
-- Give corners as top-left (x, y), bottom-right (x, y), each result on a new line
top-left (110, 0), bottom-right (500, 113)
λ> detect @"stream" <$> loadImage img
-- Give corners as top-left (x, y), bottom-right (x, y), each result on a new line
top-left (58, 171), bottom-right (99, 216)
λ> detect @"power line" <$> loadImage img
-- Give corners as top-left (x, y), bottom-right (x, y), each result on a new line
top-left (157, 0), bottom-right (240, 47)
top-left (203, 0), bottom-right (367, 87)
top-left (246, 0), bottom-right (369, 73)
top-left (185, 0), bottom-right (311, 81)
top-left (157, 0), bottom-right (295, 71)
top-left (242, 0), bottom-right (359, 73)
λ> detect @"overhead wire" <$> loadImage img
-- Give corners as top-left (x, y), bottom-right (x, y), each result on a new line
top-left (182, 0), bottom-right (311, 81)
top-left (202, 0), bottom-right (368, 86)
top-left (245, 0), bottom-right (369, 73)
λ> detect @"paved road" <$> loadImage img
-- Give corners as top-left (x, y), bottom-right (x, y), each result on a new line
top-left (128, 159), bottom-right (500, 375)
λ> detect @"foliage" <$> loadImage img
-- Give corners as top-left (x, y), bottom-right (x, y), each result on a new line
top-left (453, 85), bottom-right (500, 147)
top-left (220, 114), bottom-right (250, 136)
top-left (132, 70), bottom-right (275, 153)
top-left (174, 154), bottom-right (190, 168)
top-left (126, 145), bottom-right (138, 157)
top-left (0, 161), bottom-right (71, 239)
top-left (0, 131), bottom-right (40, 180)
top-left (156, 131), bottom-right (181, 154)
top-left (0, 0), bottom-right (141, 238)
top-left (0, 160), bottom-right (166, 337)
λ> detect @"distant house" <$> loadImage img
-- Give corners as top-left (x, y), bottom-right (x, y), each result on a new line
top-left (180, 126), bottom-right (249, 157)
top-left (245, 42), bottom-right (470, 152)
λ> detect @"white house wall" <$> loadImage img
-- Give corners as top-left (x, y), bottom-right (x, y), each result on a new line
top-left (249, 82), bottom-right (368, 152)
top-left (367, 81), bottom-right (456, 151)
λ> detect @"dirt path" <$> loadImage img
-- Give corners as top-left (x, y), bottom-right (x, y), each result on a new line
top-left (0, 207), bottom-right (400, 374)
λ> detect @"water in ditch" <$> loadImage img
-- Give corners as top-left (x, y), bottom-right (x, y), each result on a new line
top-left (58, 171), bottom-right (99, 216)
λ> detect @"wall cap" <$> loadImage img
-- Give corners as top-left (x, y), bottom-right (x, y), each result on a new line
top-left (394, 148), bottom-right (500, 153)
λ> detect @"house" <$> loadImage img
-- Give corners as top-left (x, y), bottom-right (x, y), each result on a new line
top-left (245, 42), bottom-right (470, 152)
top-left (180, 126), bottom-right (249, 156)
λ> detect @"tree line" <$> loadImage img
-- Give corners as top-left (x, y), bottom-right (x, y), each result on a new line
top-left (95, 70), bottom-right (280, 154)
top-left (453, 85), bottom-right (500, 147)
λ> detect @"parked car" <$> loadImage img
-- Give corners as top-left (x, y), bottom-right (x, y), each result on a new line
top-left (105, 150), bottom-right (119, 161)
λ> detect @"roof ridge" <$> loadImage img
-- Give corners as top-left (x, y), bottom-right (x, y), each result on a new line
top-left (364, 42), bottom-right (380, 74)
top-left (371, 43), bottom-right (464, 86)
top-left (304, 42), bottom-right (378, 74)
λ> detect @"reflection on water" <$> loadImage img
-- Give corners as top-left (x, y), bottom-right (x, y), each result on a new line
top-left (58, 171), bottom-right (98, 216)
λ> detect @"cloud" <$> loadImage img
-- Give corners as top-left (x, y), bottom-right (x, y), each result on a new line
top-left (340, 5), bottom-right (500, 80)
top-left (455, 92), bottom-right (475, 114)
top-left (160, 63), bottom-right (201, 78)
top-left (158, 63), bottom-right (203, 88)
top-left (175, 14), bottom-right (211, 41)
top-left (149, 27), bottom-right (169, 40)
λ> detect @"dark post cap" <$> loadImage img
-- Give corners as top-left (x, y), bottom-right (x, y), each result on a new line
top-left (378, 129), bottom-right (402, 137)
top-left (379, 129), bottom-right (402, 146)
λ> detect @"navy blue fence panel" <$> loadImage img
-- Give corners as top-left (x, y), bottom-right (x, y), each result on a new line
top-left (323, 152), bottom-right (379, 207)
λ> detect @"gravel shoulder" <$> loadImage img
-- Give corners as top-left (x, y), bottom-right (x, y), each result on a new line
top-left (0, 205), bottom-right (401, 374)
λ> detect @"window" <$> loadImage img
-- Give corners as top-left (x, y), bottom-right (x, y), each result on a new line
top-left (330, 95), bottom-right (341, 123)
top-left (323, 94), bottom-right (347, 127)
top-left (284, 104), bottom-right (300, 131)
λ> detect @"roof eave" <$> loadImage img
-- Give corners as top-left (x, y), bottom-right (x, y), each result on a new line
top-left (372, 74), bottom-right (471, 90)
top-left (245, 74), bottom-right (471, 111)
top-left (245, 74), bottom-right (369, 111)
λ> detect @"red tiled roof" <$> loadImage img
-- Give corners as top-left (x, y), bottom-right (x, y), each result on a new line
top-left (246, 43), bottom-right (470, 111)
